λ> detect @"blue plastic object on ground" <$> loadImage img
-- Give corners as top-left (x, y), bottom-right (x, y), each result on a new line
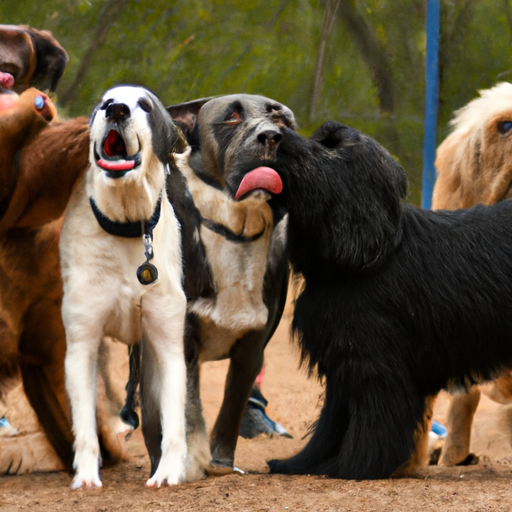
top-left (431, 419), bottom-right (447, 437)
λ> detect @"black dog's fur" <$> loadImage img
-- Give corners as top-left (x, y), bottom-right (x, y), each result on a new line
top-left (235, 121), bottom-right (512, 479)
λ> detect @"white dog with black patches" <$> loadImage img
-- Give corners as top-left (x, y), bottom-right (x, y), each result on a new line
top-left (60, 86), bottom-right (187, 489)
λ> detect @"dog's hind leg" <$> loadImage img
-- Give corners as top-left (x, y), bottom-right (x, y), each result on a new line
top-left (19, 362), bottom-right (74, 467)
top-left (139, 336), bottom-right (163, 476)
top-left (183, 315), bottom-right (210, 481)
top-left (18, 305), bottom-right (74, 469)
top-left (270, 375), bottom-right (425, 479)
top-left (140, 290), bottom-right (187, 487)
top-left (439, 387), bottom-right (481, 466)
top-left (268, 379), bottom-right (347, 476)
top-left (209, 330), bottom-right (266, 469)
top-left (333, 378), bottom-right (426, 479)
top-left (120, 342), bottom-right (141, 430)
top-left (393, 394), bottom-right (436, 476)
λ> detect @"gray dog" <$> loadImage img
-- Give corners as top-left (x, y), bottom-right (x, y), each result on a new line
top-left (122, 94), bottom-right (293, 474)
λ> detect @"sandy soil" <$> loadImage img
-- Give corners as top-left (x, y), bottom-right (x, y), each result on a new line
top-left (2, 305), bottom-right (512, 511)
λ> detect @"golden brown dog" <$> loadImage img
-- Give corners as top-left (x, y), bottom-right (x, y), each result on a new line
top-left (0, 25), bottom-right (126, 474)
top-left (433, 81), bottom-right (512, 466)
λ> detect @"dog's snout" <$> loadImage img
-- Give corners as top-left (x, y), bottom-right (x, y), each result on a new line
top-left (257, 130), bottom-right (283, 147)
top-left (105, 102), bottom-right (131, 123)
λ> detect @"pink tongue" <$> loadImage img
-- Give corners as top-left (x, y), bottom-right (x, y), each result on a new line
top-left (0, 72), bottom-right (14, 89)
top-left (97, 158), bottom-right (135, 171)
top-left (235, 167), bottom-right (283, 200)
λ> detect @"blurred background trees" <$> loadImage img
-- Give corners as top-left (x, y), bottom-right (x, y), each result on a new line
top-left (2, 0), bottom-right (511, 202)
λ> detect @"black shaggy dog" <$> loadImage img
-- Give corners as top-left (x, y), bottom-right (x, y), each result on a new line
top-left (233, 121), bottom-right (512, 480)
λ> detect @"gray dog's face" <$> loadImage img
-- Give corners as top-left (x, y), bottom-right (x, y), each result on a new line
top-left (194, 94), bottom-right (295, 191)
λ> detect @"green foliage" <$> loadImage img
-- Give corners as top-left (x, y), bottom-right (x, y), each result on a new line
top-left (2, 0), bottom-right (512, 204)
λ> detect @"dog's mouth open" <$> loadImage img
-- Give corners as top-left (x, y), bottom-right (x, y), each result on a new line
top-left (234, 167), bottom-right (283, 201)
top-left (94, 129), bottom-right (142, 178)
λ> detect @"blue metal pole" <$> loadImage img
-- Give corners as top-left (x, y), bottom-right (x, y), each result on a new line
top-left (422, 0), bottom-right (440, 209)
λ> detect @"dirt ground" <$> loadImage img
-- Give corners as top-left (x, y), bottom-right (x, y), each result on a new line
top-left (2, 304), bottom-right (512, 511)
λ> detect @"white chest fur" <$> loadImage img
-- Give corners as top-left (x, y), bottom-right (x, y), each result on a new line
top-left (60, 173), bottom-right (184, 345)
top-left (175, 151), bottom-right (276, 362)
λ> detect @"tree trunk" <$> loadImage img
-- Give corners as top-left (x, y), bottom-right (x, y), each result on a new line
top-left (59, 0), bottom-right (129, 107)
top-left (335, 0), bottom-right (398, 149)
top-left (309, 0), bottom-right (341, 123)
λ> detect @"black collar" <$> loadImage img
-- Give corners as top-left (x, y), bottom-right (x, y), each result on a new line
top-left (199, 215), bottom-right (264, 243)
top-left (89, 194), bottom-right (162, 238)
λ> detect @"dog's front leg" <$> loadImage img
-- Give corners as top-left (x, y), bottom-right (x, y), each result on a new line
top-left (210, 330), bottom-right (265, 468)
top-left (140, 290), bottom-right (187, 487)
top-left (64, 326), bottom-right (104, 489)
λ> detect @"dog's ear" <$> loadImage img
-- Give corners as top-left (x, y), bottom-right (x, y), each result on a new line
top-left (433, 130), bottom-right (467, 210)
top-left (302, 126), bottom-right (408, 272)
top-left (0, 25), bottom-right (68, 93)
top-left (166, 97), bottom-right (215, 143)
top-left (310, 121), bottom-right (351, 149)
top-left (24, 26), bottom-right (68, 93)
top-left (172, 127), bottom-right (189, 154)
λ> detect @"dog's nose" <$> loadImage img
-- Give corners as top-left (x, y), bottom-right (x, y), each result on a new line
top-left (257, 129), bottom-right (283, 147)
top-left (105, 102), bottom-right (131, 123)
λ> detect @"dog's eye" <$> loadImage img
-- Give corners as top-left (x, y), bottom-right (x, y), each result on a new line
top-left (138, 97), bottom-right (153, 113)
top-left (224, 112), bottom-right (242, 126)
top-left (100, 98), bottom-right (114, 110)
top-left (267, 104), bottom-right (282, 113)
top-left (498, 121), bottom-right (512, 134)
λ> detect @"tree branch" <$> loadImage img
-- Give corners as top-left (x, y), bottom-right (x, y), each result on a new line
top-left (336, 0), bottom-right (394, 113)
top-left (309, 0), bottom-right (341, 123)
top-left (59, 0), bottom-right (129, 106)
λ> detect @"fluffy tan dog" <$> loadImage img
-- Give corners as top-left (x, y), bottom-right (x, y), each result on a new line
top-left (433, 81), bottom-right (512, 466)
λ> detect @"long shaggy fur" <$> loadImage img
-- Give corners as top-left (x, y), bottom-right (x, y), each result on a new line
top-left (434, 81), bottom-right (512, 209)
top-left (233, 121), bottom-right (512, 479)
top-left (433, 81), bottom-right (512, 466)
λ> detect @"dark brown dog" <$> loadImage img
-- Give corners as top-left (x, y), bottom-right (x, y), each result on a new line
top-left (0, 24), bottom-right (68, 94)
top-left (0, 25), bottom-right (125, 474)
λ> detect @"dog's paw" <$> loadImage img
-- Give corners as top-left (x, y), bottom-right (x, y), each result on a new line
top-left (146, 448), bottom-right (187, 488)
top-left (205, 463), bottom-right (245, 477)
top-left (71, 451), bottom-right (102, 490)
top-left (146, 466), bottom-right (184, 488)
top-left (0, 432), bottom-right (66, 474)
top-left (70, 472), bottom-right (102, 490)
top-left (184, 430), bottom-right (211, 482)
